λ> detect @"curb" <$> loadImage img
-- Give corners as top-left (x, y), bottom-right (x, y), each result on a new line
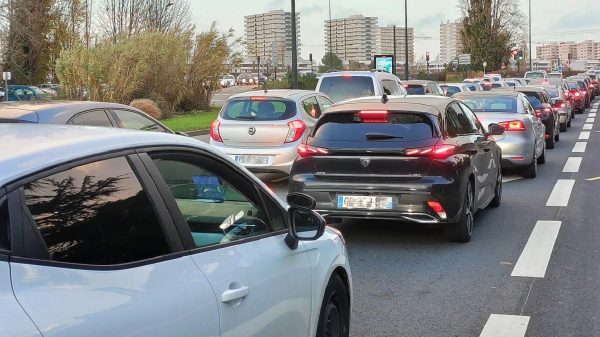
top-left (186, 129), bottom-right (210, 137)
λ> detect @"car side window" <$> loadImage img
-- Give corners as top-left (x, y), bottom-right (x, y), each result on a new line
top-left (22, 156), bottom-right (171, 265)
top-left (381, 80), bottom-right (400, 95)
top-left (445, 106), bottom-right (462, 137)
top-left (69, 110), bottom-right (114, 128)
top-left (302, 97), bottom-right (322, 119)
top-left (316, 96), bottom-right (334, 112)
top-left (150, 155), bottom-right (285, 249)
top-left (447, 103), bottom-right (477, 135)
top-left (523, 98), bottom-right (535, 115)
top-left (458, 102), bottom-right (485, 134)
top-left (0, 198), bottom-right (8, 253)
top-left (111, 109), bottom-right (166, 132)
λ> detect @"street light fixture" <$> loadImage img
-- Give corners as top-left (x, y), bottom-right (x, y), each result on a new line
top-left (291, 0), bottom-right (298, 88)
top-left (404, 0), bottom-right (409, 80)
top-left (528, 0), bottom-right (532, 71)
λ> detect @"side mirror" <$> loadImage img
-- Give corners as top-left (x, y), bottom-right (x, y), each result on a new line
top-left (487, 123), bottom-right (505, 136)
top-left (284, 208), bottom-right (326, 249)
top-left (287, 192), bottom-right (316, 209)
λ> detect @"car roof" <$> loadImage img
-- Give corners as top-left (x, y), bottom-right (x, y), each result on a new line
top-left (0, 124), bottom-right (207, 188)
top-left (511, 86), bottom-right (547, 93)
top-left (324, 95), bottom-right (454, 116)
top-left (0, 100), bottom-right (151, 123)
top-left (230, 89), bottom-right (321, 100)
top-left (453, 91), bottom-right (523, 98)
top-left (405, 80), bottom-right (436, 85)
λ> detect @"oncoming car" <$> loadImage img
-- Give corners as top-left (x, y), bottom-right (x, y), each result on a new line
top-left (289, 96), bottom-right (505, 242)
top-left (0, 124), bottom-right (352, 337)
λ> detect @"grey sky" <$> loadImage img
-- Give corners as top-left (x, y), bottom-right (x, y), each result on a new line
top-left (191, 0), bottom-right (600, 63)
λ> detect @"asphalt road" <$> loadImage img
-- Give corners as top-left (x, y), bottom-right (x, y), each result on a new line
top-left (198, 98), bottom-right (600, 336)
top-left (210, 85), bottom-right (258, 106)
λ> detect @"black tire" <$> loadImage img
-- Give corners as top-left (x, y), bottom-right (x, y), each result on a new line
top-left (445, 181), bottom-right (474, 242)
top-left (555, 131), bottom-right (560, 142)
top-left (521, 154), bottom-right (538, 178)
top-left (537, 144), bottom-right (546, 164)
top-left (567, 117), bottom-right (572, 127)
top-left (560, 122), bottom-right (567, 132)
top-left (316, 274), bottom-right (350, 337)
top-left (546, 130), bottom-right (555, 149)
top-left (489, 168), bottom-right (502, 208)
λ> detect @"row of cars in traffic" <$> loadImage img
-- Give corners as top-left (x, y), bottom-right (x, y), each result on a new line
top-left (1, 67), bottom-right (598, 337)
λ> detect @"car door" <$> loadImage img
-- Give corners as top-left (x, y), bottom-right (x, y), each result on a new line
top-left (459, 102), bottom-right (497, 200)
top-left (8, 155), bottom-right (220, 337)
top-left (145, 151), bottom-right (313, 337)
top-left (446, 103), bottom-right (492, 205)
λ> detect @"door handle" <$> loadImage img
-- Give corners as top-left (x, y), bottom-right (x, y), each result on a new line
top-left (221, 286), bottom-right (249, 303)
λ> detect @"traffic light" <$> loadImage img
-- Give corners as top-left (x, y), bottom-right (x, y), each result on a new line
top-left (426, 52), bottom-right (430, 62)
top-left (512, 50), bottom-right (518, 57)
top-left (517, 51), bottom-right (523, 61)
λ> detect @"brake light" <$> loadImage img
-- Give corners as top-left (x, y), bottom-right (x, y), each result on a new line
top-left (555, 102), bottom-right (565, 109)
top-left (590, 84), bottom-right (594, 89)
top-left (342, 73), bottom-right (352, 78)
top-left (250, 96), bottom-right (267, 100)
top-left (575, 91), bottom-right (581, 97)
top-left (359, 110), bottom-right (389, 123)
top-left (210, 119), bottom-right (222, 142)
top-left (498, 120), bottom-right (526, 131)
top-left (404, 144), bottom-right (457, 159)
top-left (297, 144), bottom-right (329, 158)
top-left (285, 120), bottom-right (306, 143)
top-left (427, 201), bottom-right (447, 220)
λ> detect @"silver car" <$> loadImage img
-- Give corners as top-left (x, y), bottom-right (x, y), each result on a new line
top-left (440, 83), bottom-right (471, 97)
top-left (535, 84), bottom-right (573, 132)
top-left (455, 91), bottom-right (546, 178)
top-left (209, 90), bottom-right (334, 179)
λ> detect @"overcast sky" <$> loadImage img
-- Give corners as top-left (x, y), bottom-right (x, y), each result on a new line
top-left (191, 0), bottom-right (600, 63)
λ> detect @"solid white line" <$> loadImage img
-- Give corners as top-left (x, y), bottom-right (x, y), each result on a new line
top-left (573, 142), bottom-right (587, 153)
top-left (512, 221), bottom-right (562, 278)
top-left (563, 157), bottom-right (582, 173)
top-left (579, 131), bottom-right (591, 140)
top-left (586, 118), bottom-right (595, 124)
top-left (546, 180), bottom-right (576, 207)
top-left (583, 124), bottom-right (593, 130)
top-left (480, 314), bottom-right (530, 337)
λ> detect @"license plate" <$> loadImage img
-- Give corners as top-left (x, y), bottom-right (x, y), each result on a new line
top-left (337, 195), bottom-right (393, 210)
top-left (233, 155), bottom-right (270, 165)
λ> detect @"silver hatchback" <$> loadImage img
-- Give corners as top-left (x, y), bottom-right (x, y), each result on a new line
top-left (209, 90), bottom-right (334, 179)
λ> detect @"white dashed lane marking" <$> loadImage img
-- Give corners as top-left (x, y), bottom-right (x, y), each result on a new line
top-left (572, 142), bottom-right (587, 153)
top-left (586, 118), bottom-right (595, 124)
top-left (512, 221), bottom-right (562, 278)
top-left (579, 131), bottom-right (590, 140)
top-left (563, 157), bottom-right (582, 173)
top-left (583, 124), bottom-right (593, 130)
top-left (480, 314), bottom-right (530, 337)
top-left (546, 180), bottom-right (576, 207)
top-left (589, 113), bottom-right (597, 117)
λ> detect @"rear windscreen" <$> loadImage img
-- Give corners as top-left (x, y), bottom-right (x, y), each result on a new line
top-left (221, 99), bottom-right (296, 121)
top-left (461, 96), bottom-right (518, 113)
top-left (441, 86), bottom-right (461, 96)
top-left (525, 72), bottom-right (545, 79)
top-left (546, 89), bottom-right (559, 98)
top-left (491, 83), bottom-right (504, 88)
top-left (567, 82), bottom-right (578, 89)
top-left (547, 74), bottom-right (562, 79)
top-left (318, 76), bottom-right (375, 102)
top-left (313, 113), bottom-right (435, 142)
top-left (406, 85), bottom-right (426, 95)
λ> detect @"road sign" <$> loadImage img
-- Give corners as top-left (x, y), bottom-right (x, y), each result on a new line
top-left (558, 65), bottom-right (564, 72)
top-left (483, 61), bottom-right (488, 68)
top-left (2, 72), bottom-right (10, 81)
top-left (458, 54), bottom-right (471, 65)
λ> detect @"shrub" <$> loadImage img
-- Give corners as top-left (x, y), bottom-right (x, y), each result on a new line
top-left (130, 99), bottom-right (162, 119)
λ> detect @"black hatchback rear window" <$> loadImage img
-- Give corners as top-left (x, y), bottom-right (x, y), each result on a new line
top-left (318, 76), bottom-right (375, 102)
top-left (406, 85), bottom-right (426, 95)
top-left (221, 98), bottom-right (296, 121)
top-left (313, 112), bottom-right (435, 142)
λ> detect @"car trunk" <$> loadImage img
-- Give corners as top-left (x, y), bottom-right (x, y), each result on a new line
top-left (475, 112), bottom-right (528, 130)
top-left (220, 121), bottom-right (289, 147)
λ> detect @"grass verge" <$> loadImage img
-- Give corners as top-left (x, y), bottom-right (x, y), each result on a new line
top-left (161, 107), bottom-right (220, 132)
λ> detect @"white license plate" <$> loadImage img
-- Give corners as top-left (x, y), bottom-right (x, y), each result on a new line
top-left (233, 155), bottom-right (270, 165)
top-left (337, 195), bottom-right (393, 210)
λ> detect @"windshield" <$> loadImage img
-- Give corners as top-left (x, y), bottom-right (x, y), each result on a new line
top-left (318, 76), bottom-right (375, 102)
top-left (461, 96), bottom-right (519, 113)
top-left (221, 98), bottom-right (296, 121)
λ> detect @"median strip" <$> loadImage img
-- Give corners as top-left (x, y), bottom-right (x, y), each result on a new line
top-left (480, 314), bottom-right (530, 337)
top-left (512, 221), bottom-right (562, 277)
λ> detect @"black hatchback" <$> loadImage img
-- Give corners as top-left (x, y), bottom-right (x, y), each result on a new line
top-left (289, 96), bottom-right (505, 242)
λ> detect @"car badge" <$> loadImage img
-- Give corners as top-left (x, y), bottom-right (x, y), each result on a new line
top-left (360, 158), bottom-right (371, 167)
top-left (248, 126), bottom-right (256, 135)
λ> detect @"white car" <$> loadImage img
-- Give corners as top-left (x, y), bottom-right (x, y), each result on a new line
top-left (0, 124), bottom-right (351, 337)
top-left (220, 75), bottom-right (236, 87)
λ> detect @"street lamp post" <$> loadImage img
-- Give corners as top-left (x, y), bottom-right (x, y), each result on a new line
top-left (528, 0), bottom-right (532, 71)
top-left (404, 0), bottom-right (409, 80)
top-left (291, 0), bottom-right (298, 88)
top-left (328, 0), bottom-right (333, 71)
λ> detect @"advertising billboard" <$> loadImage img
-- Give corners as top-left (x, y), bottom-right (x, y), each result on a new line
top-left (374, 55), bottom-right (395, 74)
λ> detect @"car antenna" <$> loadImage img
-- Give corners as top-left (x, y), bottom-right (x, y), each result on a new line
top-left (381, 93), bottom-right (388, 103)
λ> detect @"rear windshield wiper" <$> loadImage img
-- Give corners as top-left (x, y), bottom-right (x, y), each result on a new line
top-left (365, 132), bottom-right (403, 140)
top-left (234, 116), bottom-right (256, 120)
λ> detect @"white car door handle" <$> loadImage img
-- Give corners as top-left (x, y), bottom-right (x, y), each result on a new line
top-left (221, 286), bottom-right (249, 303)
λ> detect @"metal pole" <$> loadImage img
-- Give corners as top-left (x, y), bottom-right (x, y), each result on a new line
top-left (404, 0), bottom-right (409, 80)
top-left (328, 0), bottom-right (333, 70)
top-left (291, 0), bottom-right (298, 89)
top-left (528, 0), bottom-right (532, 71)
top-left (393, 25), bottom-right (397, 75)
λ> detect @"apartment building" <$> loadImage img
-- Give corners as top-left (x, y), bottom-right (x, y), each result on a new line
top-left (376, 25), bottom-right (415, 65)
top-left (536, 43), bottom-right (559, 60)
top-left (325, 15), bottom-right (378, 64)
top-left (536, 40), bottom-right (600, 61)
top-left (245, 10), bottom-right (300, 67)
top-left (439, 19), bottom-right (464, 64)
